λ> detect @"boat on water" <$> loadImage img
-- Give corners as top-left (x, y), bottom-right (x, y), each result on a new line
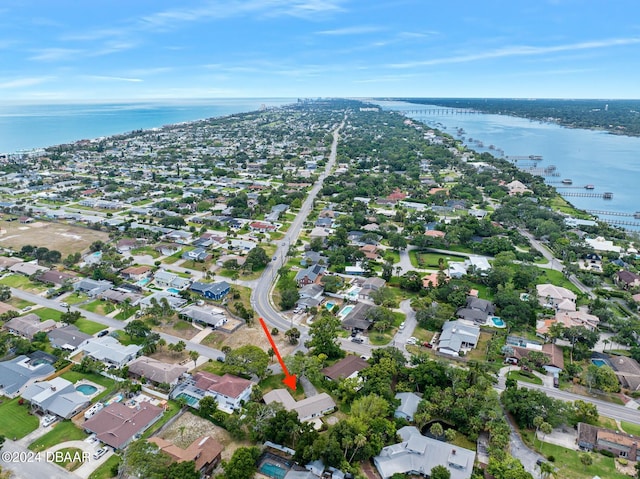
top-left (585, 184), bottom-right (595, 189)
top-left (561, 179), bottom-right (573, 185)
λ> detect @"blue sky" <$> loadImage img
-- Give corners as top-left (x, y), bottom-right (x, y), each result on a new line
top-left (2, 0), bottom-right (640, 101)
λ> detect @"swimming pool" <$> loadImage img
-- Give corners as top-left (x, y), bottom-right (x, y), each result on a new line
top-left (338, 305), bottom-right (354, 319)
top-left (346, 287), bottom-right (361, 300)
top-left (325, 302), bottom-right (335, 311)
top-left (137, 278), bottom-right (151, 286)
top-left (105, 394), bottom-right (123, 405)
top-left (76, 384), bottom-right (98, 396)
top-left (490, 317), bottom-right (506, 328)
top-left (591, 359), bottom-right (608, 368)
top-left (167, 287), bottom-right (181, 295)
top-left (176, 393), bottom-right (200, 407)
top-left (259, 463), bottom-right (287, 479)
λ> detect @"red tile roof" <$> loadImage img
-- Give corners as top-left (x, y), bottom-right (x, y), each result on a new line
top-left (193, 372), bottom-right (253, 399)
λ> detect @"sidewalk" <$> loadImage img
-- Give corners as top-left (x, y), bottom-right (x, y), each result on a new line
top-left (190, 326), bottom-right (212, 344)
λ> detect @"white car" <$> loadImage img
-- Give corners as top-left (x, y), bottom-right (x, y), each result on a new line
top-left (399, 322), bottom-right (405, 330)
top-left (93, 448), bottom-right (108, 460)
top-left (42, 415), bottom-right (57, 427)
top-left (406, 337), bottom-right (418, 345)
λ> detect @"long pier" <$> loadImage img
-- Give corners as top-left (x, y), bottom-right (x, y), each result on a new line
top-left (506, 155), bottom-right (543, 161)
top-left (405, 108), bottom-right (479, 115)
top-left (561, 192), bottom-right (613, 199)
top-left (587, 209), bottom-right (640, 219)
top-left (598, 218), bottom-right (640, 228)
top-left (525, 167), bottom-right (560, 177)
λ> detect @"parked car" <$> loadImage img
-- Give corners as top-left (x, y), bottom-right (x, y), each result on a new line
top-left (60, 302), bottom-right (69, 308)
top-left (97, 330), bottom-right (109, 337)
top-left (406, 337), bottom-right (417, 345)
top-left (399, 322), bottom-right (405, 330)
top-left (351, 337), bottom-right (364, 344)
top-left (42, 415), bottom-right (57, 427)
top-left (423, 342), bottom-right (433, 349)
top-left (93, 448), bottom-right (108, 460)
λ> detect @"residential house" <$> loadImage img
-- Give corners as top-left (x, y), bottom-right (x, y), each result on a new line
top-left (608, 356), bottom-right (640, 392)
top-left (300, 251), bottom-right (329, 267)
top-left (585, 237), bottom-right (622, 254)
top-left (341, 303), bottom-right (374, 332)
top-left (263, 389), bottom-right (336, 423)
top-left (456, 296), bottom-right (495, 326)
top-left (180, 305), bottom-right (228, 328)
top-left (155, 243), bottom-right (181, 256)
top-left (505, 180), bottom-right (532, 196)
top-left (47, 325), bottom-right (91, 352)
top-left (0, 355), bottom-right (55, 398)
top-left (120, 265), bottom-right (152, 282)
top-left (21, 377), bottom-right (90, 419)
top-left (154, 270), bottom-right (191, 289)
top-left (137, 292), bottom-right (188, 311)
top-left (36, 270), bottom-right (76, 286)
top-left (0, 301), bottom-right (17, 316)
top-left (77, 336), bottom-right (142, 367)
top-left (360, 244), bottom-right (379, 260)
top-left (171, 371), bottom-right (254, 413)
top-left (128, 356), bottom-right (188, 386)
top-left (98, 289), bottom-right (142, 305)
top-left (295, 265), bottom-right (326, 287)
top-left (116, 238), bottom-right (139, 254)
top-left (83, 402), bottom-right (164, 450)
top-left (4, 314), bottom-right (57, 339)
top-left (394, 392), bottom-right (422, 422)
top-left (358, 276), bottom-right (386, 300)
top-left (149, 436), bottom-right (223, 475)
top-left (537, 283), bottom-right (577, 311)
top-left (83, 251), bottom-right (103, 265)
top-left (0, 256), bottom-right (23, 271)
top-left (310, 227), bottom-right (332, 241)
top-left (228, 239), bottom-right (257, 251)
top-left (163, 230), bottom-right (193, 244)
top-left (315, 217), bottom-right (333, 228)
top-left (577, 423), bottom-right (640, 461)
top-left (249, 221), bottom-right (277, 233)
top-left (182, 248), bottom-right (211, 262)
top-left (616, 271), bottom-right (640, 290)
top-left (73, 278), bottom-right (113, 297)
top-left (447, 263), bottom-right (468, 279)
top-left (8, 262), bottom-right (49, 276)
top-left (503, 344), bottom-right (564, 372)
top-left (438, 321), bottom-right (481, 357)
top-left (374, 426), bottom-right (475, 479)
top-left (190, 281), bottom-right (231, 300)
top-left (464, 255), bottom-right (491, 275)
top-left (321, 356), bottom-right (369, 382)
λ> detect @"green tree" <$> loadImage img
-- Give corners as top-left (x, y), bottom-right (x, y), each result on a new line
top-left (307, 313), bottom-right (344, 359)
top-left (60, 310), bottom-right (82, 325)
top-left (279, 288), bottom-right (300, 310)
top-left (579, 452), bottom-right (592, 469)
top-left (222, 447), bottom-right (261, 479)
top-left (125, 319), bottom-right (150, 338)
top-left (430, 423), bottom-right (444, 440)
top-left (225, 345), bottom-right (270, 379)
top-left (430, 465), bottom-right (451, 479)
top-left (285, 328), bottom-right (301, 344)
top-left (0, 287), bottom-right (10, 302)
top-left (198, 395), bottom-right (218, 417)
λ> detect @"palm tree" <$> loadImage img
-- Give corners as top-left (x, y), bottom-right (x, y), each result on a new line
top-left (189, 350), bottom-right (199, 368)
top-left (539, 460), bottom-right (556, 479)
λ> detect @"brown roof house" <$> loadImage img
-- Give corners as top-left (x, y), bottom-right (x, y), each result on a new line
top-left (83, 402), bottom-right (164, 449)
top-left (149, 435), bottom-right (223, 475)
top-left (578, 422), bottom-right (640, 461)
top-left (322, 355), bottom-right (369, 381)
top-left (616, 271), bottom-right (640, 290)
top-left (3, 314), bottom-right (57, 339)
top-left (128, 356), bottom-right (188, 386)
top-left (36, 270), bottom-right (76, 286)
top-left (170, 371), bottom-right (253, 413)
top-left (608, 355), bottom-right (640, 392)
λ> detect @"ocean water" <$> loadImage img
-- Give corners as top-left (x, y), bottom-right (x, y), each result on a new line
top-left (0, 98), bottom-right (293, 153)
top-left (377, 100), bottom-right (640, 225)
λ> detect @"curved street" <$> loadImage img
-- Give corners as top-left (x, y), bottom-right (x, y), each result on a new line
top-left (251, 119), bottom-right (345, 337)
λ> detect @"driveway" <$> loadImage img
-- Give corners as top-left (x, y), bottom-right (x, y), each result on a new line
top-left (46, 439), bottom-right (113, 479)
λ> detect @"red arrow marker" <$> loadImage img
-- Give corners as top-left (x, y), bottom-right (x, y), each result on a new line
top-left (259, 317), bottom-right (297, 391)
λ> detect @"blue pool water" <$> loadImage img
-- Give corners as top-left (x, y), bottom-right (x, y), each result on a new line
top-left (176, 393), bottom-right (200, 407)
top-left (325, 302), bottom-right (335, 311)
top-left (338, 305), bottom-right (354, 319)
top-left (591, 359), bottom-right (608, 367)
top-left (491, 317), bottom-right (506, 328)
top-left (259, 463), bottom-right (287, 479)
top-left (76, 384), bottom-right (98, 395)
top-left (137, 278), bottom-right (151, 286)
top-left (167, 287), bottom-right (180, 294)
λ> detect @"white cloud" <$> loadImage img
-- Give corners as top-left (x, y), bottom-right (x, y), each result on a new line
top-left (83, 75), bottom-right (143, 83)
top-left (29, 48), bottom-right (82, 62)
top-left (389, 37), bottom-right (640, 69)
top-left (0, 77), bottom-right (51, 89)
top-left (317, 25), bottom-right (382, 35)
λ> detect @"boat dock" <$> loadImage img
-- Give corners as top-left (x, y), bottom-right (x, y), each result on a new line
top-left (586, 210), bottom-right (640, 219)
top-left (561, 192), bottom-right (613, 199)
top-left (597, 218), bottom-right (640, 229)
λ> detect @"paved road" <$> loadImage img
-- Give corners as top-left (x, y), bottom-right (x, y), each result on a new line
top-left (10, 288), bottom-right (225, 360)
top-left (251, 119), bottom-right (345, 337)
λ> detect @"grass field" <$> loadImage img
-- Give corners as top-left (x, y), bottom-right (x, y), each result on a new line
top-left (75, 317), bottom-right (107, 335)
top-left (0, 397), bottom-right (40, 439)
top-left (81, 299), bottom-right (115, 315)
top-left (0, 220), bottom-right (109, 256)
top-left (507, 370), bottom-right (543, 385)
top-left (621, 421), bottom-right (640, 436)
top-left (414, 251), bottom-right (465, 269)
top-left (89, 454), bottom-right (120, 479)
top-left (537, 268), bottom-right (581, 294)
top-left (0, 274), bottom-right (47, 293)
top-left (6, 297), bottom-right (34, 309)
top-left (33, 308), bottom-right (63, 321)
top-left (29, 421), bottom-right (88, 452)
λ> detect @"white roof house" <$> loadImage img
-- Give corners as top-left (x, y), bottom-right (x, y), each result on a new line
top-left (21, 377), bottom-right (90, 419)
top-left (78, 336), bottom-right (142, 367)
top-left (464, 255), bottom-right (491, 274)
top-left (263, 389), bottom-right (336, 423)
top-left (374, 426), bottom-right (475, 479)
top-left (536, 283), bottom-right (577, 311)
top-left (438, 321), bottom-right (480, 357)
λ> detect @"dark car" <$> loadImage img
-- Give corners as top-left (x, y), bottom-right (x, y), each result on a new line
top-left (216, 356), bottom-right (225, 363)
top-left (536, 459), bottom-right (545, 466)
top-left (351, 337), bottom-right (364, 344)
top-left (97, 330), bottom-right (109, 337)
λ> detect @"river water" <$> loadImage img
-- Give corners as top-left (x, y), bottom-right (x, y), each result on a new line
top-left (377, 100), bottom-right (640, 227)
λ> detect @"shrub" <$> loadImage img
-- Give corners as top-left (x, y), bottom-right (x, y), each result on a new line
top-left (598, 449), bottom-right (615, 458)
top-left (547, 455), bottom-right (555, 462)
top-left (618, 458), bottom-right (628, 466)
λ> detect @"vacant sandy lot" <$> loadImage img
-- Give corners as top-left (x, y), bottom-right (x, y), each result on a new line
top-left (157, 411), bottom-right (250, 460)
top-left (0, 220), bottom-right (109, 256)
top-left (203, 325), bottom-right (297, 356)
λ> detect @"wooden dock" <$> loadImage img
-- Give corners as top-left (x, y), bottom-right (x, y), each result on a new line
top-left (561, 192), bottom-right (613, 199)
top-left (598, 218), bottom-right (640, 229)
top-left (586, 210), bottom-right (640, 219)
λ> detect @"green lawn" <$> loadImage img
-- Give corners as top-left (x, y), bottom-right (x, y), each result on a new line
top-left (60, 371), bottom-right (118, 402)
top-left (6, 297), bottom-right (34, 310)
top-left (33, 308), bottom-right (63, 321)
top-left (29, 421), bottom-right (88, 452)
top-left (537, 269), bottom-right (581, 294)
top-left (114, 305), bottom-right (140, 320)
top-left (259, 374), bottom-right (306, 401)
top-left (0, 397), bottom-right (40, 439)
top-left (64, 292), bottom-right (89, 305)
top-left (110, 330), bottom-right (144, 346)
top-left (89, 454), bottom-right (120, 479)
top-left (81, 299), bottom-right (115, 315)
top-left (75, 317), bottom-right (106, 335)
top-left (531, 440), bottom-right (628, 479)
top-left (369, 331), bottom-right (393, 346)
top-left (414, 252), bottom-right (465, 269)
top-left (131, 246), bottom-right (160, 258)
top-left (507, 370), bottom-right (543, 385)
top-left (621, 421), bottom-right (640, 436)
top-left (140, 401), bottom-right (181, 440)
top-left (0, 274), bottom-right (34, 288)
